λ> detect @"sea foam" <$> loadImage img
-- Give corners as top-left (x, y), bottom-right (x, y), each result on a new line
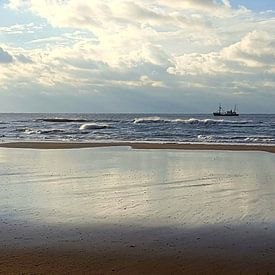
top-left (18, 128), bottom-right (66, 135)
top-left (133, 116), bottom-right (169, 124)
top-left (79, 123), bottom-right (109, 130)
top-left (134, 117), bottom-right (250, 125)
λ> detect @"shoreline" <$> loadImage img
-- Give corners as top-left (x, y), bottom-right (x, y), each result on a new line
top-left (0, 141), bottom-right (275, 153)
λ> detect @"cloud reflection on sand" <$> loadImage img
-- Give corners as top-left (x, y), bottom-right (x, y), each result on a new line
top-left (0, 147), bottom-right (275, 228)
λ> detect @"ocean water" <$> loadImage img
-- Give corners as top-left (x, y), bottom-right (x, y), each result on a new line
top-left (0, 113), bottom-right (275, 145)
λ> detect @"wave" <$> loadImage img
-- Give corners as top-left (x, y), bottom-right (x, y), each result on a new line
top-left (197, 135), bottom-right (214, 141)
top-left (79, 123), bottom-right (110, 130)
top-left (39, 129), bottom-right (66, 134)
top-left (198, 134), bottom-right (275, 143)
top-left (134, 117), bottom-right (170, 124)
top-left (173, 118), bottom-right (250, 125)
top-left (134, 117), bottom-right (251, 125)
top-left (17, 128), bottom-right (37, 134)
top-left (18, 128), bottom-right (66, 135)
top-left (244, 136), bottom-right (275, 143)
top-left (37, 118), bottom-right (90, 123)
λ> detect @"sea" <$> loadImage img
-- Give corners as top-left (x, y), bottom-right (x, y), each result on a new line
top-left (0, 113), bottom-right (275, 145)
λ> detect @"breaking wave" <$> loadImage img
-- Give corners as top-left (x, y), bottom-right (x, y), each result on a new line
top-left (2, 113), bottom-right (274, 145)
top-left (134, 117), bottom-right (251, 125)
top-left (197, 135), bottom-right (214, 141)
top-left (79, 123), bottom-right (110, 130)
top-left (18, 128), bottom-right (66, 135)
top-left (134, 117), bottom-right (169, 124)
top-left (21, 128), bottom-right (38, 135)
top-left (198, 134), bottom-right (275, 143)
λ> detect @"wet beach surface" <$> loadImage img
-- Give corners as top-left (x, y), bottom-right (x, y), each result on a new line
top-left (0, 147), bottom-right (275, 273)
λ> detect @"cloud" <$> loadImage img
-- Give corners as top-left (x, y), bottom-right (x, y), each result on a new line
top-left (6, 0), bottom-right (30, 10)
top-left (15, 54), bottom-right (33, 64)
top-left (7, 0), bottom-right (214, 74)
top-left (156, 0), bottom-right (229, 11)
top-left (111, 1), bottom-right (210, 29)
top-left (27, 36), bottom-right (67, 44)
top-left (141, 0), bottom-right (238, 18)
top-left (0, 23), bottom-right (42, 34)
top-left (20, 0), bottom-right (214, 36)
top-left (6, 0), bottom-right (222, 34)
top-left (167, 30), bottom-right (275, 76)
top-left (1, 0), bottom-right (275, 111)
top-left (0, 47), bottom-right (13, 63)
top-left (108, 75), bottom-right (165, 88)
top-left (222, 31), bottom-right (275, 67)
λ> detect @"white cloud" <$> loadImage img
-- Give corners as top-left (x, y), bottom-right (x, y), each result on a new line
top-left (2, 0), bottom-right (275, 106)
top-left (0, 23), bottom-right (43, 34)
top-left (6, 0), bottom-right (29, 10)
top-left (168, 31), bottom-right (275, 76)
top-left (155, 0), bottom-right (231, 14)
top-left (110, 75), bottom-right (165, 88)
top-left (15, 53), bottom-right (33, 63)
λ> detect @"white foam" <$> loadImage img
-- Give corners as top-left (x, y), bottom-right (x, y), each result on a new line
top-left (79, 123), bottom-right (109, 130)
top-left (133, 116), bottom-right (169, 124)
top-left (24, 128), bottom-right (38, 135)
top-left (174, 118), bottom-right (252, 124)
top-left (197, 135), bottom-right (214, 141)
top-left (19, 128), bottom-right (66, 135)
top-left (134, 117), bottom-right (250, 125)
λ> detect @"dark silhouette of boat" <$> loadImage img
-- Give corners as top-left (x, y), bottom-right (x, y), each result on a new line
top-left (213, 105), bottom-right (239, 116)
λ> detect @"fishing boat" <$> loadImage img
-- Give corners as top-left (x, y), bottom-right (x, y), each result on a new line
top-left (213, 105), bottom-right (239, 116)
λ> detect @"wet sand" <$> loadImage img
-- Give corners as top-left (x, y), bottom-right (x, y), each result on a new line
top-left (0, 141), bottom-right (275, 153)
top-left (1, 147), bottom-right (275, 273)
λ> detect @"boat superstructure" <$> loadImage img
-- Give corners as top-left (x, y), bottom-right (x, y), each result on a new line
top-left (213, 105), bottom-right (239, 116)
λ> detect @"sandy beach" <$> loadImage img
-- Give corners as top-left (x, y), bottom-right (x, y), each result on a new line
top-left (1, 0), bottom-right (275, 272)
top-left (1, 145), bottom-right (275, 274)
top-left (0, 141), bottom-right (275, 153)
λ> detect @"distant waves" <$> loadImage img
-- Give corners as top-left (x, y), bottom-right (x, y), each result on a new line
top-left (133, 116), bottom-right (252, 125)
top-left (0, 113), bottom-right (274, 144)
top-left (36, 118), bottom-right (90, 123)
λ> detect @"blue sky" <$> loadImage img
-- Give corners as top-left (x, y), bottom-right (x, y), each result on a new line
top-left (231, 0), bottom-right (275, 11)
top-left (0, 0), bottom-right (275, 113)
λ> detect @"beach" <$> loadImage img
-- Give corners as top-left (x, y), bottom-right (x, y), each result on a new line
top-left (1, 0), bottom-right (275, 271)
top-left (1, 141), bottom-right (275, 153)
top-left (0, 145), bottom-right (275, 273)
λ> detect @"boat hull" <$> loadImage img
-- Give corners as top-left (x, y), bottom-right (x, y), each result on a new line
top-left (213, 113), bottom-right (239, 116)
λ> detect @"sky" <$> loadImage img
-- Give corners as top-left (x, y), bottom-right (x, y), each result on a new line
top-left (0, 0), bottom-right (274, 113)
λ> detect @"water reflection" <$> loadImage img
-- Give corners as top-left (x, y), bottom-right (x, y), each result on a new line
top-left (0, 147), bottom-right (275, 227)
